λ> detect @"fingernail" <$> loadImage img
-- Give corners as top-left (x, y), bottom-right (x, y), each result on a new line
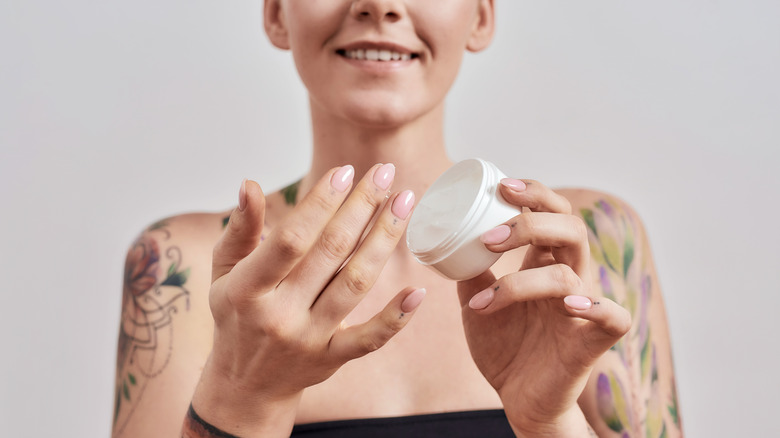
top-left (373, 163), bottom-right (395, 190)
top-left (501, 178), bottom-right (527, 191)
top-left (480, 224), bottom-right (511, 245)
top-left (331, 165), bottom-right (355, 192)
top-left (391, 190), bottom-right (415, 219)
top-left (401, 288), bottom-right (426, 313)
top-left (564, 295), bottom-right (592, 311)
top-left (469, 288), bottom-right (495, 310)
top-left (238, 179), bottom-right (247, 211)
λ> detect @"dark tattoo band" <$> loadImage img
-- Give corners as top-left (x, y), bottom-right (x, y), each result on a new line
top-left (182, 404), bottom-right (241, 438)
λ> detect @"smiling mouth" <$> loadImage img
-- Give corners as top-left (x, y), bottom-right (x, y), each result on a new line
top-left (336, 49), bottom-right (419, 62)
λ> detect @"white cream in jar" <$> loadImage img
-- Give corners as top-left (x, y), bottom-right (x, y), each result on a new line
top-left (406, 158), bottom-right (520, 281)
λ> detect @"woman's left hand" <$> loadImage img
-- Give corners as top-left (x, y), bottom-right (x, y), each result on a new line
top-left (458, 178), bottom-right (631, 437)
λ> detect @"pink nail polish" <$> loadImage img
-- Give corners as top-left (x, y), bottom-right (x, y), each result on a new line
top-left (564, 295), bottom-right (592, 310)
top-left (238, 179), bottom-right (247, 211)
top-left (401, 288), bottom-right (426, 313)
top-left (373, 163), bottom-right (395, 190)
top-left (469, 288), bottom-right (495, 310)
top-left (391, 190), bottom-right (415, 219)
top-left (331, 165), bottom-right (355, 193)
top-left (500, 178), bottom-right (527, 191)
top-left (480, 224), bottom-right (511, 245)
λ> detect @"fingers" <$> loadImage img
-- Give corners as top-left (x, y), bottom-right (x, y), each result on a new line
top-left (468, 264), bottom-right (587, 312)
top-left (311, 190), bottom-right (416, 328)
top-left (499, 178), bottom-right (572, 214)
top-left (285, 163), bottom-right (396, 306)
top-left (481, 212), bottom-right (591, 277)
top-left (563, 295), bottom-right (632, 354)
top-left (466, 265), bottom-right (631, 353)
top-left (328, 287), bottom-right (426, 361)
top-left (236, 166), bottom-right (355, 291)
top-left (212, 179), bottom-right (266, 282)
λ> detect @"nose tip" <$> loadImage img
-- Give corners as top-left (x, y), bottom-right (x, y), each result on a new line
top-left (351, 0), bottom-right (402, 23)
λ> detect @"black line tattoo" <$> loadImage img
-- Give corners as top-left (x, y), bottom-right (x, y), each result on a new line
top-left (182, 404), bottom-right (241, 438)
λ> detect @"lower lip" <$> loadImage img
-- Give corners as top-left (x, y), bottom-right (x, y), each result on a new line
top-left (338, 54), bottom-right (417, 73)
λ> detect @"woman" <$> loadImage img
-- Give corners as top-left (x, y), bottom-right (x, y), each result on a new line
top-left (114, 1), bottom-right (682, 436)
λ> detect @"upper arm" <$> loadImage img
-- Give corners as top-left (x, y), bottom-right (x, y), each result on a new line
top-left (113, 213), bottom-right (227, 437)
top-left (561, 190), bottom-right (683, 438)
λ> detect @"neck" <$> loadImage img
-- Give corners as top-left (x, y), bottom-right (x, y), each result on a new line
top-left (299, 99), bottom-right (454, 205)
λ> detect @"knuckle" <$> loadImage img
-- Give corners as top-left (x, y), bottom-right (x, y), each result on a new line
top-left (355, 185), bottom-right (381, 208)
top-left (260, 313), bottom-right (294, 341)
top-left (560, 197), bottom-right (573, 215)
top-left (212, 239), bottom-right (226, 261)
top-left (520, 212), bottom-right (539, 232)
top-left (525, 179), bottom-right (541, 188)
top-left (342, 264), bottom-right (373, 297)
top-left (570, 216), bottom-right (589, 240)
top-left (357, 333), bottom-right (383, 354)
top-left (552, 264), bottom-right (582, 292)
top-left (319, 227), bottom-right (354, 261)
top-left (375, 216), bottom-right (401, 241)
top-left (274, 227), bottom-right (308, 259)
top-left (309, 188), bottom-right (336, 212)
top-left (358, 323), bottom-right (399, 355)
top-left (617, 308), bottom-right (633, 336)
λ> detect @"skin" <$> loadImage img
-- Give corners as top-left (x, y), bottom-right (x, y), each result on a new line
top-left (112, 1), bottom-right (683, 437)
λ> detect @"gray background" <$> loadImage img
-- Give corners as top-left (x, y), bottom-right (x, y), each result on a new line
top-left (2, 0), bottom-right (779, 436)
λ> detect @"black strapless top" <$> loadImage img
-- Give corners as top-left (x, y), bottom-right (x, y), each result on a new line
top-left (290, 409), bottom-right (514, 437)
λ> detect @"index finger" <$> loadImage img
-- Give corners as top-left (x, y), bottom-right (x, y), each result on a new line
top-left (499, 178), bottom-right (572, 214)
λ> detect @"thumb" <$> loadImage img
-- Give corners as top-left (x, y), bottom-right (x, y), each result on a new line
top-left (212, 179), bottom-right (266, 281)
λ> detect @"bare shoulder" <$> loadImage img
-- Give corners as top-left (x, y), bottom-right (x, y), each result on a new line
top-left (557, 188), bottom-right (684, 437)
top-left (113, 210), bottom-right (231, 437)
top-left (557, 187), bottom-right (646, 228)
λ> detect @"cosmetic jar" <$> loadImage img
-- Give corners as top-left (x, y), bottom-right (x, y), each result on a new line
top-left (406, 158), bottom-right (520, 281)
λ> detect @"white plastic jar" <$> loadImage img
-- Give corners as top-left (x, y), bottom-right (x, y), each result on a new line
top-left (406, 158), bottom-right (520, 281)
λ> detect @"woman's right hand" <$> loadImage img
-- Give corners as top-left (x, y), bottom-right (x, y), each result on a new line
top-left (188, 164), bottom-right (424, 437)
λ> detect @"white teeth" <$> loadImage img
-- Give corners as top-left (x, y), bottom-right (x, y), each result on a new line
top-left (343, 49), bottom-right (413, 61)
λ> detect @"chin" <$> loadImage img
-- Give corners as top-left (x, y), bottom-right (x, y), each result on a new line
top-left (337, 93), bottom-right (435, 129)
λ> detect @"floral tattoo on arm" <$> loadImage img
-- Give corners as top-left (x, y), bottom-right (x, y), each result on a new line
top-left (113, 220), bottom-right (191, 435)
top-left (581, 199), bottom-right (681, 437)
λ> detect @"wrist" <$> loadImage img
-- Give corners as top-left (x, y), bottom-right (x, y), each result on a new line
top-left (189, 358), bottom-right (302, 437)
top-left (507, 406), bottom-right (593, 438)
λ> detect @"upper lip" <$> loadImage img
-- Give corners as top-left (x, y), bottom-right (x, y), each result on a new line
top-left (336, 40), bottom-right (419, 56)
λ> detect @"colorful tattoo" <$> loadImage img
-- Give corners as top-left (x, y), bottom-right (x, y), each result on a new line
top-left (581, 198), bottom-right (680, 437)
top-left (181, 404), bottom-right (241, 438)
top-left (281, 180), bottom-right (301, 206)
top-left (113, 221), bottom-right (191, 435)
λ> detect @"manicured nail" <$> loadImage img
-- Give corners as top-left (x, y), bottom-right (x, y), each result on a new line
top-left (373, 163), bottom-right (395, 190)
top-left (564, 295), bottom-right (592, 311)
top-left (238, 179), bottom-right (247, 211)
top-left (501, 178), bottom-right (527, 191)
top-left (469, 288), bottom-right (495, 310)
top-left (391, 190), bottom-right (415, 219)
top-left (480, 224), bottom-right (511, 245)
top-left (401, 288), bottom-right (426, 313)
top-left (331, 165), bottom-right (355, 192)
